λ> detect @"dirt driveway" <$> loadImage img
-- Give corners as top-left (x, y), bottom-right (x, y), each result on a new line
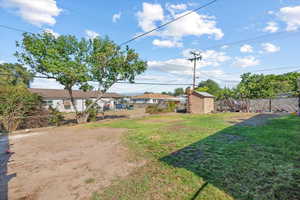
top-left (7, 125), bottom-right (141, 200)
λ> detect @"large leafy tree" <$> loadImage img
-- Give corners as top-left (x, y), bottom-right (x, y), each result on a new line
top-left (16, 32), bottom-right (147, 123)
top-left (174, 88), bottom-right (184, 96)
top-left (237, 72), bottom-right (300, 99)
top-left (197, 79), bottom-right (221, 96)
top-left (0, 63), bottom-right (33, 86)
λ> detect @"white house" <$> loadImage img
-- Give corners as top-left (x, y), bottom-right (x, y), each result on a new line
top-left (29, 88), bottom-right (123, 112)
top-left (131, 93), bottom-right (177, 104)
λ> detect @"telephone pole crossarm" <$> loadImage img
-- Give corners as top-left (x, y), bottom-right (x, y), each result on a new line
top-left (188, 51), bottom-right (202, 89)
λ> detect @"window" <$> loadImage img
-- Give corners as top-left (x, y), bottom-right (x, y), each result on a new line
top-left (42, 100), bottom-right (53, 107)
top-left (63, 100), bottom-right (72, 110)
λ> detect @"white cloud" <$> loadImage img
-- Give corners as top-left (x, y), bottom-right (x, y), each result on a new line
top-left (109, 72), bottom-right (190, 93)
top-left (149, 49), bottom-right (230, 75)
top-left (161, 11), bottom-right (224, 40)
top-left (261, 43), bottom-right (280, 53)
top-left (85, 30), bottom-right (100, 39)
top-left (152, 39), bottom-right (182, 48)
top-left (31, 78), bottom-right (64, 89)
top-left (44, 28), bottom-right (59, 38)
top-left (240, 44), bottom-right (253, 53)
top-left (1, 0), bottom-right (62, 26)
top-left (278, 6), bottom-right (300, 31)
top-left (221, 45), bottom-right (229, 49)
top-left (234, 56), bottom-right (260, 68)
top-left (166, 3), bottom-right (187, 16)
top-left (136, 2), bottom-right (224, 43)
top-left (182, 49), bottom-right (231, 63)
top-left (112, 12), bottom-right (121, 23)
top-left (168, 4), bottom-right (187, 11)
top-left (198, 69), bottom-right (241, 84)
top-left (137, 3), bottom-right (164, 32)
top-left (148, 58), bottom-right (193, 75)
top-left (0, 60), bottom-right (5, 64)
top-left (263, 21), bottom-right (279, 33)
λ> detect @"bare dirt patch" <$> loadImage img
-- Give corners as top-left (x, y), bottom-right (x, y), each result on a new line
top-left (7, 125), bottom-right (143, 200)
top-left (225, 113), bottom-right (282, 126)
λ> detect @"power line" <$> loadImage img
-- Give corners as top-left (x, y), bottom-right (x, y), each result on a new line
top-left (0, 73), bottom-right (192, 85)
top-left (119, 0), bottom-right (218, 46)
top-left (199, 67), bottom-right (300, 84)
top-left (201, 30), bottom-right (300, 50)
top-left (116, 82), bottom-right (193, 86)
top-left (215, 65), bottom-right (300, 76)
top-left (1, 65), bottom-right (300, 84)
top-left (0, 24), bottom-right (34, 34)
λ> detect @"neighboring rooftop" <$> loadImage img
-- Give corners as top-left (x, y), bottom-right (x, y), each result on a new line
top-left (193, 91), bottom-right (215, 98)
top-left (28, 88), bottom-right (123, 99)
top-left (132, 93), bottom-right (174, 99)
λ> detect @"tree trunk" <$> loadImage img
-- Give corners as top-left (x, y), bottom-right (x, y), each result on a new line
top-left (76, 112), bottom-right (90, 124)
top-left (66, 88), bottom-right (83, 123)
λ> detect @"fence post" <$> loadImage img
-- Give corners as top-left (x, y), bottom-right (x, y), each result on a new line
top-left (269, 98), bottom-right (272, 113)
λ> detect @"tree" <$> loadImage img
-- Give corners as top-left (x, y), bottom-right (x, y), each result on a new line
top-left (0, 63), bottom-right (33, 86)
top-left (174, 88), bottom-right (184, 96)
top-left (0, 85), bottom-right (40, 132)
top-left (161, 91), bottom-right (173, 96)
top-left (197, 79), bottom-right (221, 96)
top-left (16, 32), bottom-right (147, 123)
top-left (236, 72), bottom-right (300, 99)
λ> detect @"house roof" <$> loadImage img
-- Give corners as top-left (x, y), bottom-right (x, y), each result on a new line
top-left (132, 93), bottom-right (174, 99)
top-left (28, 88), bottom-right (123, 99)
top-left (193, 91), bottom-right (215, 98)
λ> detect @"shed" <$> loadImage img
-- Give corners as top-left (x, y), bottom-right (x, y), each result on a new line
top-left (187, 91), bottom-right (215, 114)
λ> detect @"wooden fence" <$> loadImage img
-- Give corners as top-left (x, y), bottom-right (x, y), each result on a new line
top-left (216, 97), bottom-right (298, 113)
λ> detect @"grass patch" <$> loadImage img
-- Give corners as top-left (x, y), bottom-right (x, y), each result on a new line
top-left (85, 178), bottom-right (96, 184)
top-left (90, 113), bottom-right (300, 200)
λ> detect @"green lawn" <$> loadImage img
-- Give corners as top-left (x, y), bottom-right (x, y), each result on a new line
top-left (87, 113), bottom-right (300, 200)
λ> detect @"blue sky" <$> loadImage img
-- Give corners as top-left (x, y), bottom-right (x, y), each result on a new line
top-left (1, 0), bottom-right (300, 93)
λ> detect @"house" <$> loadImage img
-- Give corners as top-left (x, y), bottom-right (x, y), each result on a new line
top-left (187, 91), bottom-right (215, 114)
top-left (131, 93), bottom-right (176, 104)
top-left (29, 88), bottom-right (123, 112)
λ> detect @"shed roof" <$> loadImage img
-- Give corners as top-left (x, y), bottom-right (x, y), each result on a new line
top-left (28, 88), bottom-right (123, 99)
top-left (193, 91), bottom-right (215, 98)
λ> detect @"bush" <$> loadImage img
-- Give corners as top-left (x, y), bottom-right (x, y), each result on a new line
top-left (0, 85), bottom-right (40, 132)
top-left (85, 100), bottom-right (100, 122)
top-left (166, 101), bottom-right (176, 112)
top-left (145, 101), bottom-right (177, 114)
top-left (48, 107), bottom-right (65, 126)
top-left (19, 107), bottom-right (50, 129)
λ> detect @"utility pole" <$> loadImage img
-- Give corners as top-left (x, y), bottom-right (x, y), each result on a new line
top-left (188, 51), bottom-right (202, 89)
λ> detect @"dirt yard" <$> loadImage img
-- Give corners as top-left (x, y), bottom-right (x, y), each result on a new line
top-left (7, 125), bottom-right (143, 200)
top-left (63, 108), bottom-right (149, 122)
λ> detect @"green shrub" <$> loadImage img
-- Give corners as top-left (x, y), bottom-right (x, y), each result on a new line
top-left (145, 101), bottom-right (177, 114)
top-left (85, 100), bottom-right (100, 122)
top-left (166, 101), bottom-right (176, 112)
top-left (0, 85), bottom-right (40, 132)
top-left (48, 107), bottom-right (65, 126)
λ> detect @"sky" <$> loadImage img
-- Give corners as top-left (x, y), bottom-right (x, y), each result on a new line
top-left (1, 0), bottom-right (300, 94)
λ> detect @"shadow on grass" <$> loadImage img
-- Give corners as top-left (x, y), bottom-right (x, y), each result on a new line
top-left (160, 114), bottom-right (300, 200)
